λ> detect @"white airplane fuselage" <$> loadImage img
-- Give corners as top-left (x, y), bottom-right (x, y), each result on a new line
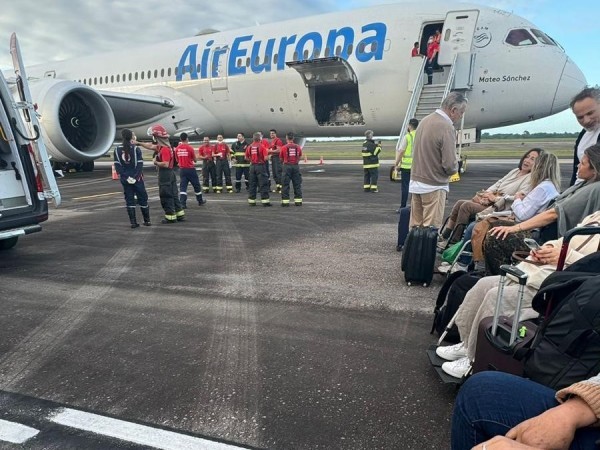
top-left (19, 2), bottom-right (586, 163)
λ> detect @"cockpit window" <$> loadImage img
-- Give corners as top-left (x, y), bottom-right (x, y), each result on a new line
top-left (531, 29), bottom-right (556, 46)
top-left (505, 29), bottom-right (537, 46)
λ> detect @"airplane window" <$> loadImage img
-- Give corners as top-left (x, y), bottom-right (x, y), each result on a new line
top-left (273, 54), bottom-right (279, 65)
top-left (141, 71), bottom-right (145, 80)
top-left (531, 29), bottom-right (556, 46)
top-left (325, 46), bottom-right (330, 56)
top-left (167, 68), bottom-right (171, 76)
top-left (116, 74), bottom-right (120, 82)
top-left (314, 48), bottom-right (321, 58)
top-left (357, 42), bottom-right (366, 53)
top-left (154, 69), bottom-right (158, 78)
top-left (293, 51), bottom-right (298, 61)
top-left (161, 68), bottom-right (164, 77)
top-left (111, 75), bottom-right (114, 83)
top-left (135, 72), bottom-right (138, 81)
top-left (303, 50), bottom-right (309, 60)
top-left (147, 70), bottom-right (151, 79)
top-left (264, 54), bottom-right (270, 64)
top-left (197, 64), bottom-right (201, 73)
top-left (335, 45), bottom-right (341, 56)
top-left (505, 29), bottom-right (537, 46)
top-left (254, 55), bottom-right (260, 66)
top-left (347, 44), bottom-right (353, 56)
top-left (371, 42), bottom-right (378, 53)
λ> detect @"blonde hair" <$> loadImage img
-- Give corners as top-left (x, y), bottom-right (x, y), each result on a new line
top-left (529, 152), bottom-right (561, 191)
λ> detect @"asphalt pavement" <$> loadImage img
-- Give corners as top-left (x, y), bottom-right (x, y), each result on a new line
top-left (0, 160), bottom-right (572, 449)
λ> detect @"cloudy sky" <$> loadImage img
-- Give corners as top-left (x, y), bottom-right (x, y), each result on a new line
top-left (1, 0), bottom-right (597, 133)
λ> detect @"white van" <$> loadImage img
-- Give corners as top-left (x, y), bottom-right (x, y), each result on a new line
top-left (0, 34), bottom-right (60, 250)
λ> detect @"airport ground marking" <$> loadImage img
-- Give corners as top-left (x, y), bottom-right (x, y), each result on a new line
top-left (0, 418), bottom-right (39, 444)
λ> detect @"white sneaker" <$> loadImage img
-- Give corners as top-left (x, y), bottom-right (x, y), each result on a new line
top-left (435, 341), bottom-right (467, 361)
top-left (450, 262), bottom-right (469, 273)
top-left (438, 262), bottom-right (451, 274)
top-left (441, 356), bottom-right (472, 378)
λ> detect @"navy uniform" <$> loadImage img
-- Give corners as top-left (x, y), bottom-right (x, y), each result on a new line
top-left (232, 134), bottom-right (250, 192)
top-left (362, 131), bottom-right (381, 192)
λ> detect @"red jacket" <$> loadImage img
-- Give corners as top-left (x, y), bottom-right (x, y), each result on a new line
top-left (245, 141), bottom-right (269, 164)
top-left (281, 143), bottom-right (303, 164)
top-left (175, 143), bottom-right (196, 169)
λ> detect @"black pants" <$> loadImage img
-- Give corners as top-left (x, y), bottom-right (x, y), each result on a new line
top-left (400, 168), bottom-right (411, 208)
top-left (248, 164), bottom-right (270, 203)
top-left (282, 164), bottom-right (302, 203)
top-left (363, 167), bottom-right (379, 190)
top-left (215, 159), bottom-right (232, 192)
top-left (202, 162), bottom-right (217, 192)
top-left (158, 168), bottom-right (183, 219)
top-left (235, 166), bottom-right (250, 191)
top-left (271, 156), bottom-right (282, 188)
top-left (179, 168), bottom-right (203, 204)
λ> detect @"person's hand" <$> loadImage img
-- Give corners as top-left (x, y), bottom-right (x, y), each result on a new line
top-left (489, 225), bottom-right (519, 240)
top-left (514, 192), bottom-right (526, 200)
top-left (127, 176), bottom-right (136, 184)
top-left (504, 405), bottom-right (579, 450)
top-left (471, 436), bottom-right (541, 449)
top-left (531, 245), bottom-right (559, 265)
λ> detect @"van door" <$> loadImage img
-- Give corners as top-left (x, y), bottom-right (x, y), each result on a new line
top-left (437, 10), bottom-right (480, 66)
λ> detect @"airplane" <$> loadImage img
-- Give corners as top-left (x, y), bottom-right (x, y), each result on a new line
top-left (9, 2), bottom-right (587, 170)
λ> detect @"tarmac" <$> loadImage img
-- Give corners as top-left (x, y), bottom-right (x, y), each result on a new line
top-left (0, 159), bottom-right (573, 449)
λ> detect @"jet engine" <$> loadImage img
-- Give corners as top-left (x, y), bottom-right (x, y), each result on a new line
top-left (28, 79), bottom-right (116, 162)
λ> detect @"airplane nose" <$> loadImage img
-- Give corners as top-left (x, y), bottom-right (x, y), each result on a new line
top-left (551, 58), bottom-right (587, 114)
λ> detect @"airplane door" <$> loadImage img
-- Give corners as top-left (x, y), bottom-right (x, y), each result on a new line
top-left (210, 45), bottom-right (229, 91)
top-left (437, 10), bottom-right (479, 66)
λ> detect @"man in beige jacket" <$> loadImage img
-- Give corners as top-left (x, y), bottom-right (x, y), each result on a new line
top-left (409, 91), bottom-right (467, 228)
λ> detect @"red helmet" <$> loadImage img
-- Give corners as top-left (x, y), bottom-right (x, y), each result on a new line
top-left (147, 124), bottom-right (169, 138)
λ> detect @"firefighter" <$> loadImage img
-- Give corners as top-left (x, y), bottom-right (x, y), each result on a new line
top-left (246, 132), bottom-right (271, 207)
top-left (198, 136), bottom-right (217, 193)
top-left (114, 129), bottom-right (151, 227)
top-left (361, 129), bottom-right (381, 192)
top-left (176, 132), bottom-right (205, 208)
top-left (231, 132), bottom-right (250, 192)
top-left (136, 124), bottom-right (185, 224)
top-left (268, 129), bottom-right (284, 193)
top-left (213, 134), bottom-right (233, 193)
top-left (280, 132), bottom-right (303, 207)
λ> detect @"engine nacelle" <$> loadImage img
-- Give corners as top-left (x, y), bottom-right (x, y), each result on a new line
top-left (29, 79), bottom-right (115, 162)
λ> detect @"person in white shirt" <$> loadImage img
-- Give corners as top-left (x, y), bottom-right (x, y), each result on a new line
top-left (569, 87), bottom-right (600, 186)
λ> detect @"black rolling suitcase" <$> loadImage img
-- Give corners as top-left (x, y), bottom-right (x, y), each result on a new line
top-left (401, 226), bottom-right (437, 286)
top-left (397, 207), bottom-right (411, 250)
top-left (471, 264), bottom-right (537, 375)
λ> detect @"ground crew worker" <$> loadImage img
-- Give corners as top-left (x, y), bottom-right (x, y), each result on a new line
top-left (114, 129), bottom-right (151, 228)
top-left (176, 132), bottom-right (205, 208)
top-left (280, 132), bottom-right (303, 207)
top-left (136, 124), bottom-right (185, 224)
top-left (198, 136), bottom-right (217, 193)
top-left (269, 129), bottom-right (284, 193)
top-left (246, 132), bottom-right (271, 207)
top-left (259, 131), bottom-right (272, 190)
top-left (213, 134), bottom-right (233, 193)
top-left (361, 130), bottom-right (381, 192)
top-left (394, 118), bottom-right (418, 209)
top-left (231, 132), bottom-right (250, 192)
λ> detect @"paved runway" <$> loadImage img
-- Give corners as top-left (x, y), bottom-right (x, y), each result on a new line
top-left (0, 160), bottom-right (572, 449)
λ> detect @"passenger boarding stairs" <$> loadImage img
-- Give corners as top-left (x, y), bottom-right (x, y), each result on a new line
top-left (398, 52), bottom-right (475, 171)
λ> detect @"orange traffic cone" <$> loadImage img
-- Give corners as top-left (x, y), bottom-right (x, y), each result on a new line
top-left (318, 155), bottom-right (324, 165)
top-left (111, 164), bottom-right (118, 180)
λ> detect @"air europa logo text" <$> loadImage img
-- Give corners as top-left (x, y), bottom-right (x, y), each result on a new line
top-left (176, 22), bottom-right (387, 81)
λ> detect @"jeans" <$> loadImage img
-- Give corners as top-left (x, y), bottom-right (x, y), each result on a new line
top-left (451, 371), bottom-right (600, 450)
top-left (458, 221), bottom-right (476, 266)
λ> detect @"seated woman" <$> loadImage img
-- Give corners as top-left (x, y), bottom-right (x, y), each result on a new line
top-left (435, 210), bottom-right (600, 379)
top-left (452, 371), bottom-right (600, 449)
top-left (439, 148), bottom-right (541, 245)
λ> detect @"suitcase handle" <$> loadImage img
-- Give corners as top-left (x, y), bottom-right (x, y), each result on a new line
top-left (492, 265), bottom-right (528, 345)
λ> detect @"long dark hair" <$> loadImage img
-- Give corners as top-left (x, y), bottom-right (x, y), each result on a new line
top-left (121, 129), bottom-right (133, 159)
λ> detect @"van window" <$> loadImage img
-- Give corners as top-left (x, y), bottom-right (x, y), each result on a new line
top-left (505, 29), bottom-right (537, 46)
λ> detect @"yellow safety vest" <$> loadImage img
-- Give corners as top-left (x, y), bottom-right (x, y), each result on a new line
top-left (399, 130), bottom-right (415, 170)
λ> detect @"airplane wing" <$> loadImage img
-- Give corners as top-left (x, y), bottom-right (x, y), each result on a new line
top-left (99, 90), bottom-right (174, 126)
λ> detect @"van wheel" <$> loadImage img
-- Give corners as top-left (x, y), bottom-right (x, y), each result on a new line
top-left (0, 236), bottom-right (18, 250)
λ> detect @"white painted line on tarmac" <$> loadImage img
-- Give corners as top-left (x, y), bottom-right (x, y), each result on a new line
top-left (0, 419), bottom-right (39, 444)
top-left (50, 408), bottom-right (244, 450)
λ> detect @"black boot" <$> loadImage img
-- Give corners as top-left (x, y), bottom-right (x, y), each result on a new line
top-left (179, 194), bottom-right (187, 209)
top-left (127, 209), bottom-right (140, 228)
top-left (141, 207), bottom-right (151, 226)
